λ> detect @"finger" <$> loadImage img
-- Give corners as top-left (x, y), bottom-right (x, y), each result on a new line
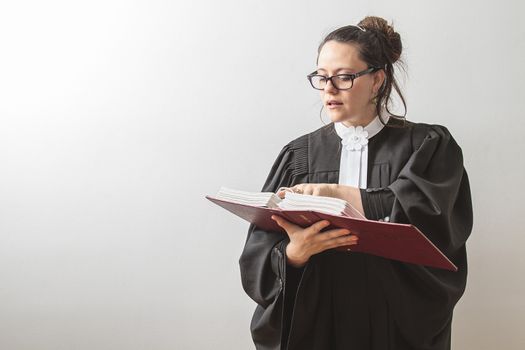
top-left (303, 184), bottom-right (314, 195)
top-left (322, 234), bottom-right (359, 250)
top-left (271, 215), bottom-right (302, 233)
top-left (292, 185), bottom-right (304, 194)
top-left (277, 186), bottom-right (290, 193)
top-left (305, 219), bottom-right (332, 236)
top-left (276, 187), bottom-right (292, 198)
top-left (317, 228), bottom-right (353, 241)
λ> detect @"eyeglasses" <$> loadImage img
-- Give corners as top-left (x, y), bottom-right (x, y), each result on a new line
top-left (307, 66), bottom-right (381, 90)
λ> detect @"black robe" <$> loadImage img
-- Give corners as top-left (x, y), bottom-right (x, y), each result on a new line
top-left (238, 117), bottom-right (473, 350)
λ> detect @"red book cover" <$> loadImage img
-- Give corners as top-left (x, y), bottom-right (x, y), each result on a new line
top-left (206, 195), bottom-right (457, 271)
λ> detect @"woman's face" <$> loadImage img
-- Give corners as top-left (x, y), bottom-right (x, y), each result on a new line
top-left (316, 40), bottom-right (384, 126)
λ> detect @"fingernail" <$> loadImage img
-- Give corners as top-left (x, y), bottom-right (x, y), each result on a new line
top-left (271, 215), bottom-right (275, 220)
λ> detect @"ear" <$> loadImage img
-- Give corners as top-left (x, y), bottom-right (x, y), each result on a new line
top-left (372, 70), bottom-right (386, 94)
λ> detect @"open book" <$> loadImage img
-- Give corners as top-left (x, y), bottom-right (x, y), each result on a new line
top-left (215, 186), bottom-right (365, 219)
top-left (207, 186), bottom-right (458, 271)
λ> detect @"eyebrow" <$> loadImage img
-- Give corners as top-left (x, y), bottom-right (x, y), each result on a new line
top-left (316, 67), bottom-right (356, 73)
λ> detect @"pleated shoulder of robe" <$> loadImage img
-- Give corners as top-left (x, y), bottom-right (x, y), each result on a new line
top-left (238, 117), bottom-right (473, 350)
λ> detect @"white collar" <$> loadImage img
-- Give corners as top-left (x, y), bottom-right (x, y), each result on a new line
top-left (334, 114), bottom-right (390, 141)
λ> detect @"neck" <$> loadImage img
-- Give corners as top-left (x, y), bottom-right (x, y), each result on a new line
top-left (341, 111), bottom-right (377, 127)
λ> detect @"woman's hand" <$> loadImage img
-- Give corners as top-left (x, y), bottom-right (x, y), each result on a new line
top-left (271, 215), bottom-right (359, 268)
top-left (277, 183), bottom-right (338, 199)
top-left (277, 183), bottom-right (365, 217)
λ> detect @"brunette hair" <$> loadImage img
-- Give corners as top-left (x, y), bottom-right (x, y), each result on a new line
top-left (317, 16), bottom-right (407, 126)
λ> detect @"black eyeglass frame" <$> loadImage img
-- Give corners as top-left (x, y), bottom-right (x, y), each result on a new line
top-left (306, 66), bottom-right (381, 90)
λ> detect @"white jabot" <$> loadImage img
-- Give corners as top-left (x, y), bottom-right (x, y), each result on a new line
top-left (334, 114), bottom-right (390, 188)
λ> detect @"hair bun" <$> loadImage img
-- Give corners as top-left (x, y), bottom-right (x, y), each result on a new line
top-left (358, 16), bottom-right (402, 63)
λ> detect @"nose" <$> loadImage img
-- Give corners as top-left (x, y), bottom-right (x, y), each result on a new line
top-left (323, 78), bottom-right (338, 93)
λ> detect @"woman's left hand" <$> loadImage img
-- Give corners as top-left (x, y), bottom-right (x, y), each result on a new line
top-left (277, 183), bottom-right (340, 199)
top-left (277, 183), bottom-right (365, 217)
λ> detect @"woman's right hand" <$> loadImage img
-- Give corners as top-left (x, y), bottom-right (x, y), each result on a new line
top-left (271, 215), bottom-right (359, 268)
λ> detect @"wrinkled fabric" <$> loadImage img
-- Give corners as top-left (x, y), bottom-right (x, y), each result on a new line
top-left (239, 118), bottom-right (473, 350)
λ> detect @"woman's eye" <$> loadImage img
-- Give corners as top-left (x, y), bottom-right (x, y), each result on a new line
top-left (339, 75), bottom-right (353, 81)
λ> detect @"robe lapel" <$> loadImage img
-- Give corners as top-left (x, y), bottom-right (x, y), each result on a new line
top-left (307, 123), bottom-right (341, 182)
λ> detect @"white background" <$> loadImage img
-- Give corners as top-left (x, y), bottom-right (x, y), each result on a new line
top-left (0, 0), bottom-right (524, 349)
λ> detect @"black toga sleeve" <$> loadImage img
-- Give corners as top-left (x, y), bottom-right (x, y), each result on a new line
top-left (238, 137), bottom-right (309, 349)
top-left (360, 123), bottom-right (473, 348)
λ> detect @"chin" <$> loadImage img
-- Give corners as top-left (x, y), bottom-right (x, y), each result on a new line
top-left (328, 112), bottom-right (352, 123)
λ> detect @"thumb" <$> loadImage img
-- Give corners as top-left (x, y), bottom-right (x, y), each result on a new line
top-left (271, 215), bottom-right (301, 235)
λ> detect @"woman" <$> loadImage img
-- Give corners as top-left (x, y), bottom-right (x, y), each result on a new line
top-left (239, 16), bottom-right (472, 350)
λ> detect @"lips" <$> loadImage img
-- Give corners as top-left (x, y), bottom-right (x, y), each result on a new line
top-left (327, 100), bottom-right (343, 108)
